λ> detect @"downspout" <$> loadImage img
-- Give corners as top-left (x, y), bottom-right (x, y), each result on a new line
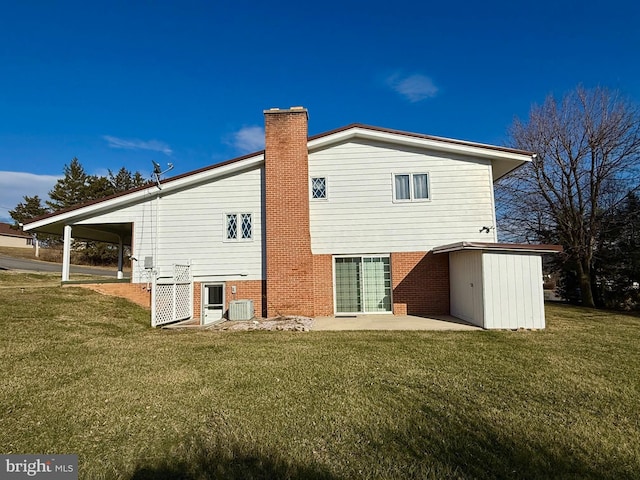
top-left (155, 193), bottom-right (160, 273)
top-left (488, 163), bottom-right (498, 242)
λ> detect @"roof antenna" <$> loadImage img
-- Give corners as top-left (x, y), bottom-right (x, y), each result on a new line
top-left (152, 161), bottom-right (174, 189)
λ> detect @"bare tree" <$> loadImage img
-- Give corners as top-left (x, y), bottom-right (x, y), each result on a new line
top-left (497, 86), bottom-right (640, 307)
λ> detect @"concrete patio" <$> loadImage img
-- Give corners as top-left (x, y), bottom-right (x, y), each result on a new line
top-left (162, 314), bottom-right (482, 331)
top-left (312, 314), bottom-right (481, 331)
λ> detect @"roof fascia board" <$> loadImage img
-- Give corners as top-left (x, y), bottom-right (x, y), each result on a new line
top-left (24, 154), bottom-right (264, 231)
top-left (308, 127), bottom-right (533, 163)
top-left (433, 241), bottom-right (562, 254)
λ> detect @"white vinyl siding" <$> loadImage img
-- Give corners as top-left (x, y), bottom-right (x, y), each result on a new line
top-left (75, 166), bottom-right (264, 282)
top-left (309, 141), bottom-right (497, 254)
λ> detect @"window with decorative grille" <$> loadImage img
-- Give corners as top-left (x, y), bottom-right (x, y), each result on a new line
top-left (225, 213), bottom-right (252, 241)
top-left (241, 213), bottom-right (252, 239)
top-left (311, 177), bottom-right (327, 199)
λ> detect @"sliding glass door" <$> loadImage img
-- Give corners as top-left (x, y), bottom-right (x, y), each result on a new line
top-left (335, 256), bottom-right (391, 314)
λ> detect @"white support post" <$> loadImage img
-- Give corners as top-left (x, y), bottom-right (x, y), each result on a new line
top-left (62, 225), bottom-right (72, 282)
top-left (117, 236), bottom-right (124, 280)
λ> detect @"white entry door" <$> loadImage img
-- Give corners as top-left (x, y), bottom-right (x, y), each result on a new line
top-left (203, 284), bottom-right (225, 325)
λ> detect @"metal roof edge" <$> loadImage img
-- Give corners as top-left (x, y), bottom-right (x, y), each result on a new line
top-left (308, 124), bottom-right (534, 159)
top-left (432, 241), bottom-right (563, 254)
top-left (23, 153), bottom-right (265, 231)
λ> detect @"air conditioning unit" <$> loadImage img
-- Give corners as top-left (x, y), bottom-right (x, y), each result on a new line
top-left (228, 300), bottom-right (254, 321)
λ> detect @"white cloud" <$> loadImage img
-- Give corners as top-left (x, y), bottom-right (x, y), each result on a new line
top-left (103, 135), bottom-right (173, 156)
top-left (0, 171), bottom-right (61, 223)
top-left (231, 126), bottom-right (265, 153)
top-left (387, 73), bottom-right (439, 102)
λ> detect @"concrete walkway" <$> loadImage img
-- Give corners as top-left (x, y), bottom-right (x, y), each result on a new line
top-left (313, 314), bottom-right (481, 331)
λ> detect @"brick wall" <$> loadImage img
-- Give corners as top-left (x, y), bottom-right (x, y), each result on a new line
top-left (391, 251), bottom-right (450, 316)
top-left (313, 254), bottom-right (334, 316)
top-left (225, 280), bottom-right (266, 318)
top-left (193, 282), bottom-right (202, 320)
top-left (72, 282), bottom-right (151, 309)
top-left (194, 280), bottom-right (266, 321)
top-left (264, 107), bottom-right (315, 317)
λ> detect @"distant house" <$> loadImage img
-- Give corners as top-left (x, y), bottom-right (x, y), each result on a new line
top-left (23, 107), bottom-right (560, 329)
top-left (0, 222), bottom-right (33, 248)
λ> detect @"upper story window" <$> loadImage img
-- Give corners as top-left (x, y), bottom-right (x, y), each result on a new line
top-left (225, 213), bottom-right (252, 241)
top-left (311, 176), bottom-right (327, 199)
top-left (393, 173), bottom-right (429, 202)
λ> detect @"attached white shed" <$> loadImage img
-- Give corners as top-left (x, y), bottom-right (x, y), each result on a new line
top-left (434, 242), bottom-right (562, 329)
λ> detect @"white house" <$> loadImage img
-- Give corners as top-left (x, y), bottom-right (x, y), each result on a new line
top-left (23, 107), bottom-right (560, 328)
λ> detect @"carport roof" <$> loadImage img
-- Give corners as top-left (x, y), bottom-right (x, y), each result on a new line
top-left (32, 222), bottom-right (133, 244)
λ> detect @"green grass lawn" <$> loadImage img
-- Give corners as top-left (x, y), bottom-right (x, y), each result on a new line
top-left (1, 272), bottom-right (639, 479)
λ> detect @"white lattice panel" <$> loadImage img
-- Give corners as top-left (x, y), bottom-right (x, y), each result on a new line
top-left (174, 264), bottom-right (191, 283)
top-left (151, 264), bottom-right (192, 327)
top-left (175, 284), bottom-right (191, 320)
top-left (154, 284), bottom-right (176, 326)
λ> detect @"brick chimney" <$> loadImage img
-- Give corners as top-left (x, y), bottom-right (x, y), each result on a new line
top-left (264, 107), bottom-right (314, 317)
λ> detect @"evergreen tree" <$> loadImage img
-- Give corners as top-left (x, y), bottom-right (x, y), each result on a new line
top-left (47, 158), bottom-right (90, 210)
top-left (12, 158), bottom-right (149, 265)
top-left (131, 171), bottom-right (148, 188)
top-left (9, 195), bottom-right (49, 226)
top-left (87, 175), bottom-right (116, 200)
top-left (45, 159), bottom-right (148, 211)
top-left (9, 195), bottom-right (55, 246)
top-left (108, 167), bottom-right (149, 192)
top-left (593, 192), bottom-right (640, 308)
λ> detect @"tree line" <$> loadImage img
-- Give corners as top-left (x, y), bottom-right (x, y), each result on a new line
top-left (10, 158), bottom-right (149, 265)
top-left (497, 86), bottom-right (640, 310)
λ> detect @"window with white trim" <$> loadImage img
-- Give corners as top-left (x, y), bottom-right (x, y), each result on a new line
top-left (225, 213), bottom-right (252, 240)
top-left (311, 176), bottom-right (327, 199)
top-left (393, 173), bottom-right (429, 201)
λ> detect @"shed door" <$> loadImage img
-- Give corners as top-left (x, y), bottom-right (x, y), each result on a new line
top-left (449, 251), bottom-right (484, 327)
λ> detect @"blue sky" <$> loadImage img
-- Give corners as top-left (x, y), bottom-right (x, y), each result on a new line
top-left (1, 0), bottom-right (639, 222)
